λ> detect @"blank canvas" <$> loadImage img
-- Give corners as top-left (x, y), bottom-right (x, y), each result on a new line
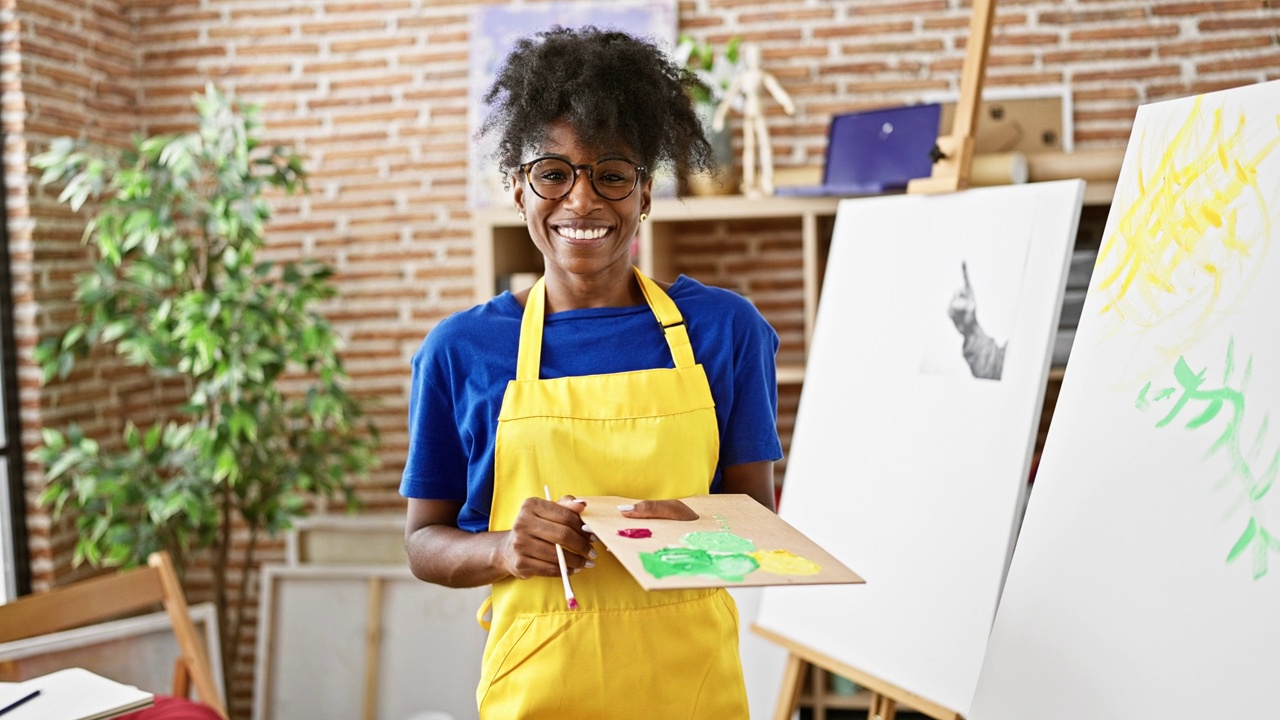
top-left (754, 180), bottom-right (1084, 715)
top-left (970, 80), bottom-right (1280, 719)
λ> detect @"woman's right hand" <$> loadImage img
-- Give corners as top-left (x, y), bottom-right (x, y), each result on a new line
top-left (498, 496), bottom-right (595, 580)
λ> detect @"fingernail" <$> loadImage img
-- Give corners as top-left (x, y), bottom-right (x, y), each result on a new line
top-left (589, 548), bottom-right (597, 559)
top-left (585, 560), bottom-right (595, 568)
top-left (590, 535), bottom-right (600, 543)
top-left (617, 504), bottom-right (635, 512)
top-left (581, 523), bottom-right (592, 534)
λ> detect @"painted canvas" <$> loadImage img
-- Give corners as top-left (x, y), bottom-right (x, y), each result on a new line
top-left (752, 180), bottom-right (1084, 717)
top-left (970, 80), bottom-right (1280, 719)
top-left (578, 494), bottom-right (863, 590)
top-left (467, 1), bottom-right (677, 209)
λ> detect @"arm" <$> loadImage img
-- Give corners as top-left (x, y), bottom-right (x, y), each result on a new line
top-left (762, 73), bottom-right (795, 115)
top-left (712, 76), bottom-right (742, 132)
top-left (721, 460), bottom-right (776, 512)
top-left (405, 497), bottom-right (594, 588)
top-left (947, 261), bottom-right (1005, 380)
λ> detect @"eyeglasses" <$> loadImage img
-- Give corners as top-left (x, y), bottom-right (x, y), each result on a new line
top-left (518, 156), bottom-right (647, 202)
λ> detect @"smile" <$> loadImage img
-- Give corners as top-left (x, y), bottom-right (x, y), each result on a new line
top-left (556, 226), bottom-right (610, 241)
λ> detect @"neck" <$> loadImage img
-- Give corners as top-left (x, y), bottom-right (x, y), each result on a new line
top-left (541, 262), bottom-right (643, 313)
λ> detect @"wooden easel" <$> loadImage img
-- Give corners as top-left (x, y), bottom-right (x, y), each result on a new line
top-left (757, 624), bottom-right (962, 720)
top-left (761, 4), bottom-right (997, 718)
top-left (907, 0), bottom-right (997, 195)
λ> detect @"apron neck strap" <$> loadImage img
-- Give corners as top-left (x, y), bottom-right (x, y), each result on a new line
top-left (633, 268), bottom-right (696, 369)
top-left (516, 268), bottom-right (695, 382)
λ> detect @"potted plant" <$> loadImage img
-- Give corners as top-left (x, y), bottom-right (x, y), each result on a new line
top-left (30, 84), bottom-right (379, 695)
top-left (675, 34), bottom-right (742, 195)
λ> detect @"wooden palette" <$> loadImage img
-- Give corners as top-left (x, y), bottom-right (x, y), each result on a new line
top-left (577, 494), bottom-right (864, 591)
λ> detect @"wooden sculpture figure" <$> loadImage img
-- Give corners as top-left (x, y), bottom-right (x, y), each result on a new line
top-left (712, 43), bottom-right (795, 196)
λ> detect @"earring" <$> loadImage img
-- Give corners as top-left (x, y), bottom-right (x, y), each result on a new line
top-left (518, 210), bottom-right (526, 221)
top-left (639, 213), bottom-right (648, 223)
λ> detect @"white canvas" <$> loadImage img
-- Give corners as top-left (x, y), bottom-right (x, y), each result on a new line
top-left (754, 180), bottom-right (1084, 716)
top-left (253, 565), bottom-right (488, 720)
top-left (971, 80), bottom-right (1280, 719)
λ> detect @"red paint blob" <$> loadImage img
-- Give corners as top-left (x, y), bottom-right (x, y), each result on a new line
top-left (567, 598), bottom-right (579, 610)
top-left (617, 528), bottom-right (652, 539)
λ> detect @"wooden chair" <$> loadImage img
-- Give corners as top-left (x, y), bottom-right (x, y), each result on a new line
top-left (0, 551), bottom-right (228, 719)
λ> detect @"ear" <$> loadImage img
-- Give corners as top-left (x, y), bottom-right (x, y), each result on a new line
top-left (639, 176), bottom-right (653, 218)
top-left (513, 179), bottom-right (525, 216)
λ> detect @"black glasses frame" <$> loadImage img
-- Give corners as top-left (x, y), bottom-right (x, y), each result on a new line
top-left (518, 156), bottom-right (647, 201)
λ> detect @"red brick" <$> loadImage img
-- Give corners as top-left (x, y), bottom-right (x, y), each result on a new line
top-left (1198, 52), bottom-right (1280, 73)
top-left (1151, 1), bottom-right (1265, 15)
top-left (1069, 25), bottom-right (1182, 42)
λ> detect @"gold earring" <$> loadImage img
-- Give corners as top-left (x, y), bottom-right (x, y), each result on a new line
top-left (639, 213), bottom-right (648, 223)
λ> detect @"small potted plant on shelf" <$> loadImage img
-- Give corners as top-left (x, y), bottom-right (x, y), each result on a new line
top-left (31, 84), bottom-right (380, 698)
top-left (675, 34), bottom-right (742, 195)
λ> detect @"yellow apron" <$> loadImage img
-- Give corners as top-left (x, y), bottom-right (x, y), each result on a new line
top-left (476, 268), bottom-right (749, 719)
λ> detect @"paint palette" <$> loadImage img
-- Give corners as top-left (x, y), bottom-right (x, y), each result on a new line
top-left (577, 494), bottom-right (865, 591)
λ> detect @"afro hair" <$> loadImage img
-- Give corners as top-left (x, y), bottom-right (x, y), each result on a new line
top-left (479, 26), bottom-right (716, 180)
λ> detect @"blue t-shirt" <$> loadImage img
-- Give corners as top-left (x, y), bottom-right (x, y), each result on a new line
top-left (399, 275), bottom-right (783, 532)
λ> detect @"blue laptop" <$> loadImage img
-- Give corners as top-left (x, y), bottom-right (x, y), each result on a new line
top-left (777, 103), bottom-right (941, 196)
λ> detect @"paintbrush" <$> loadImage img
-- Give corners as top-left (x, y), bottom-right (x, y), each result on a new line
top-left (544, 485), bottom-right (579, 611)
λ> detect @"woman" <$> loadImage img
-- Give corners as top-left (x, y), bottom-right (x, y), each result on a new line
top-left (402, 26), bottom-right (782, 718)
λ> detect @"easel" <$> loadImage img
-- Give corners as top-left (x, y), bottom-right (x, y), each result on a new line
top-left (757, 625), bottom-right (962, 720)
top-left (760, 2), bottom-right (996, 718)
top-left (906, 0), bottom-right (997, 196)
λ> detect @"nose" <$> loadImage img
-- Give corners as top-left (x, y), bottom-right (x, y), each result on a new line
top-left (561, 166), bottom-right (603, 212)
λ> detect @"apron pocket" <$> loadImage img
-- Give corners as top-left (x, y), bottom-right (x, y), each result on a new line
top-left (477, 592), bottom-right (749, 720)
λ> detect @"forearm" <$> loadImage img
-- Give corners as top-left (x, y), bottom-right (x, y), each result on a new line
top-left (406, 523), bottom-right (511, 588)
top-left (721, 460), bottom-right (776, 513)
top-left (962, 327), bottom-right (1006, 380)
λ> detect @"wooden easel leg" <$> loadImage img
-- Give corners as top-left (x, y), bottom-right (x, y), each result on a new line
top-left (363, 577), bottom-right (384, 720)
top-left (869, 693), bottom-right (898, 720)
top-left (773, 652), bottom-right (806, 720)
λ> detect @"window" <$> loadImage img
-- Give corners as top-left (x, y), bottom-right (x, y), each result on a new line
top-left (0, 151), bottom-right (29, 602)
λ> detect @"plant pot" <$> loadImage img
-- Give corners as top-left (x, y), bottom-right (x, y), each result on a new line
top-left (686, 103), bottom-right (738, 196)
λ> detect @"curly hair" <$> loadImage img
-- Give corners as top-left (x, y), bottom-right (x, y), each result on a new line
top-left (479, 26), bottom-right (715, 181)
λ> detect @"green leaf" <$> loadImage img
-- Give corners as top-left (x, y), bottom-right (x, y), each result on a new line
top-left (1227, 517), bottom-right (1257, 563)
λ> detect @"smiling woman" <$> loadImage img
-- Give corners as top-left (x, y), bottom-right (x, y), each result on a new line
top-left (401, 26), bottom-right (783, 719)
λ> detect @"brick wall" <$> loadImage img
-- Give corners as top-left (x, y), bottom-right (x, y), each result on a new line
top-left (5, 0), bottom-right (1278, 716)
top-left (5, 0), bottom-right (144, 591)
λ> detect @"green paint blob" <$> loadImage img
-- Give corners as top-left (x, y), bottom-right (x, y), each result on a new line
top-left (640, 547), bottom-right (760, 582)
top-left (682, 530), bottom-right (756, 554)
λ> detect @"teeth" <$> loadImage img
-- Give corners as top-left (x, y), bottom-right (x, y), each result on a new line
top-left (558, 227), bottom-right (608, 240)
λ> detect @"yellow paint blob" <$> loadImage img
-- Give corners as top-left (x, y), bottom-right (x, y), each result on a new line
top-left (751, 549), bottom-right (821, 576)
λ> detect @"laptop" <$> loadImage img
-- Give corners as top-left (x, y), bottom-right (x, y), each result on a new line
top-left (777, 103), bottom-right (941, 196)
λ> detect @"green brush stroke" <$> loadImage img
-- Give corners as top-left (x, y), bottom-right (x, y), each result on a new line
top-left (1139, 338), bottom-right (1280, 579)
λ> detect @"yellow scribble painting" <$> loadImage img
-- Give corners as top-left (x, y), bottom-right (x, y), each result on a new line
top-left (1096, 96), bottom-right (1280, 366)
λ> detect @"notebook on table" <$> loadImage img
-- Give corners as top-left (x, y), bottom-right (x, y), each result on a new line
top-left (0, 667), bottom-right (154, 720)
top-left (777, 103), bottom-right (941, 196)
